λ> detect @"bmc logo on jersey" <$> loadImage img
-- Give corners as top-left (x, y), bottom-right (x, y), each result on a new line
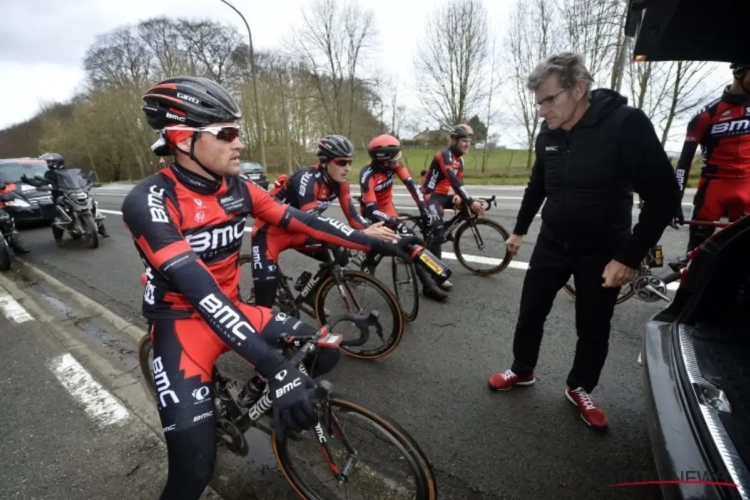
top-left (185, 218), bottom-right (246, 253)
top-left (711, 119), bottom-right (750, 136)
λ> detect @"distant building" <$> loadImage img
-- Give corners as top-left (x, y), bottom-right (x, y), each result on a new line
top-left (411, 129), bottom-right (447, 146)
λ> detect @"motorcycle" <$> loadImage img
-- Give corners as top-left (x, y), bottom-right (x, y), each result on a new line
top-left (21, 169), bottom-right (106, 249)
top-left (0, 193), bottom-right (34, 271)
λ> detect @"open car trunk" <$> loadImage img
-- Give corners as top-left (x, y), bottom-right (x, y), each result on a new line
top-left (675, 224), bottom-right (750, 483)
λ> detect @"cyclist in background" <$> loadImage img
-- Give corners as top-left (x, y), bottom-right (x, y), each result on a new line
top-left (420, 124), bottom-right (486, 291)
top-left (672, 62), bottom-right (750, 251)
top-left (251, 135), bottom-right (396, 308)
top-left (358, 134), bottom-right (448, 301)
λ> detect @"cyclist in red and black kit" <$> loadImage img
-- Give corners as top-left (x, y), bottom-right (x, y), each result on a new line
top-left (120, 76), bottom-right (414, 500)
top-left (673, 62), bottom-right (750, 251)
top-left (358, 134), bottom-right (448, 300)
top-left (250, 135), bottom-right (398, 308)
top-left (420, 124), bottom-right (486, 290)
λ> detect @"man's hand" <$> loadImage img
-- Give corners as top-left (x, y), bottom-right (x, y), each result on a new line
top-left (505, 234), bottom-right (524, 257)
top-left (363, 222), bottom-right (398, 241)
top-left (670, 203), bottom-right (685, 229)
top-left (470, 200), bottom-right (486, 216)
top-left (267, 361), bottom-right (318, 439)
top-left (602, 260), bottom-right (636, 288)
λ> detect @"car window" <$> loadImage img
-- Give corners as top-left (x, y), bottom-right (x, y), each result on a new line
top-left (0, 161), bottom-right (48, 183)
top-left (240, 162), bottom-right (263, 172)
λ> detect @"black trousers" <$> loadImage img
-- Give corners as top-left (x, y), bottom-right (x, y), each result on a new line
top-left (510, 234), bottom-right (621, 393)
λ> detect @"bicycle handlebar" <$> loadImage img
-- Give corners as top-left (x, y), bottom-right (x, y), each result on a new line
top-left (287, 310), bottom-right (381, 368)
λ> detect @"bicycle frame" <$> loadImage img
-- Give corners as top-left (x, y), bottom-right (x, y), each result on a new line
top-left (274, 246), bottom-right (354, 319)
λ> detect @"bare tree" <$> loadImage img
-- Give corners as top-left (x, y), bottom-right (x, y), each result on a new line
top-left (84, 26), bottom-right (152, 89)
top-left (503, 0), bottom-right (560, 168)
top-left (288, 0), bottom-right (376, 135)
top-left (657, 60), bottom-right (717, 145)
top-left (414, 0), bottom-right (490, 129)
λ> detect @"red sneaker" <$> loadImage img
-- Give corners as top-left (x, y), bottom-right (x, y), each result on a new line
top-left (566, 387), bottom-right (609, 430)
top-left (487, 369), bottom-right (535, 391)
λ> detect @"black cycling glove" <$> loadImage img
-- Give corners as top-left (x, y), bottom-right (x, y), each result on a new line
top-left (266, 360), bottom-right (318, 439)
top-left (370, 235), bottom-right (423, 262)
top-left (670, 200), bottom-right (685, 229)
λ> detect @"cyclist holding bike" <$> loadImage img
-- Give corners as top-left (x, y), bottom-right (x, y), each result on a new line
top-left (420, 124), bottom-right (486, 290)
top-left (121, 76), bottom-right (414, 500)
top-left (358, 134), bottom-right (448, 301)
top-left (250, 135), bottom-right (397, 309)
top-left (672, 62), bottom-right (750, 251)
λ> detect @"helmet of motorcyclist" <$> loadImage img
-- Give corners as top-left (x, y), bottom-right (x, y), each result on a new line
top-left (141, 75), bottom-right (243, 181)
top-left (316, 135), bottom-right (354, 184)
top-left (39, 152), bottom-right (65, 170)
top-left (367, 134), bottom-right (402, 167)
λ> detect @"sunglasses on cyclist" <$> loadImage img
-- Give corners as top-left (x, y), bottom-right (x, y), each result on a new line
top-left (164, 125), bottom-right (240, 142)
top-left (331, 158), bottom-right (353, 167)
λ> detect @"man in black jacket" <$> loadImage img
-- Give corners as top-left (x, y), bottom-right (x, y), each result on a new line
top-left (487, 52), bottom-right (681, 431)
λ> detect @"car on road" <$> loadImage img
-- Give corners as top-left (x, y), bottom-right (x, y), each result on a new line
top-left (239, 161), bottom-right (268, 190)
top-left (628, 0), bottom-right (750, 498)
top-left (0, 158), bottom-right (54, 225)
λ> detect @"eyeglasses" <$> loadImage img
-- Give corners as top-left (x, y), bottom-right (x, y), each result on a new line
top-left (331, 158), bottom-right (353, 167)
top-left (164, 125), bottom-right (240, 142)
top-left (535, 88), bottom-right (570, 109)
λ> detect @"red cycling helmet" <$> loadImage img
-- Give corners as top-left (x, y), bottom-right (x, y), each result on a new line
top-left (367, 134), bottom-right (402, 163)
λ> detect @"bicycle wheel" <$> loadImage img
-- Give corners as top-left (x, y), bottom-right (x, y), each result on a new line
top-left (391, 257), bottom-right (419, 322)
top-left (562, 278), bottom-right (635, 305)
top-left (272, 393), bottom-right (438, 500)
top-left (137, 333), bottom-right (157, 403)
top-left (453, 218), bottom-right (512, 276)
top-left (315, 270), bottom-right (405, 360)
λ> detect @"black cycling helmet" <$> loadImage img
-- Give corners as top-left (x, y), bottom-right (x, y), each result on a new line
top-left (142, 76), bottom-right (242, 130)
top-left (368, 134), bottom-right (402, 163)
top-left (39, 152), bottom-right (65, 169)
top-left (449, 124), bottom-right (474, 140)
top-left (316, 135), bottom-right (354, 162)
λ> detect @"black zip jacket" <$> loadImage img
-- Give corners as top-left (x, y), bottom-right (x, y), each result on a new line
top-left (513, 89), bottom-right (681, 269)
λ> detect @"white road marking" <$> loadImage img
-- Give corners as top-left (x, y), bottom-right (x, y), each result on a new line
top-left (49, 353), bottom-right (130, 428)
top-left (96, 209), bottom-right (682, 292)
top-left (0, 292), bottom-right (34, 324)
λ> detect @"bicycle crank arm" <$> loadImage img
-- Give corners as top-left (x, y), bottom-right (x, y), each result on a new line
top-left (644, 284), bottom-right (672, 303)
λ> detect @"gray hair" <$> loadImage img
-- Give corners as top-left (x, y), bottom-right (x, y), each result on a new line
top-left (527, 52), bottom-right (594, 97)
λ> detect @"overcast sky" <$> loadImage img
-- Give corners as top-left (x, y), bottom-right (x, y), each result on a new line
top-left (0, 0), bottom-right (729, 151)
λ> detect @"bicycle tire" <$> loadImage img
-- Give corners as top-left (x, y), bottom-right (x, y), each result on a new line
top-left (453, 218), bottom-right (512, 276)
top-left (314, 270), bottom-right (405, 360)
top-left (562, 281), bottom-right (635, 305)
top-left (137, 333), bottom-right (158, 403)
top-left (272, 393), bottom-right (438, 500)
top-left (391, 257), bottom-right (419, 322)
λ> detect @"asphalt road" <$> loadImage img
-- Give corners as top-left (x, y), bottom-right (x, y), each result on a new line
top-left (3, 181), bottom-right (701, 500)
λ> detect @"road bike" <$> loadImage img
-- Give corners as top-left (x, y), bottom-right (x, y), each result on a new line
top-left (348, 196), bottom-right (421, 322)
top-left (238, 244), bottom-right (406, 360)
top-left (563, 219), bottom-right (733, 305)
top-left (400, 193), bottom-right (513, 276)
top-left (137, 311), bottom-right (438, 500)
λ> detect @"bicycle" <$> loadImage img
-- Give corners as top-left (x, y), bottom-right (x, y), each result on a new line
top-left (137, 311), bottom-right (438, 500)
top-left (348, 196), bottom-right (421, 322)
top-left (400, 191), bottom-right (513, 276)
top-left (562, 219), bottom-right (732, 305)
top-left (238, 244), bottom-right (406, 360)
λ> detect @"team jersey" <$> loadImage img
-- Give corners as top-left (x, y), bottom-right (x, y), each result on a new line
top-left (674, 87), bottom-right (750, 192)
top-left (420, 146), bottom-right (473, 204)
top-left (359, 162), bottom-right (426, 227)
top-left (271, 164), bottom-right (370, 229)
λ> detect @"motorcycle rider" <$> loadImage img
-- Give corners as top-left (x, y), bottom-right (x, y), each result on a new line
top-left (671, 62), bottom-right (750, 252)
top-left (358, 134), bottom-right (448, 301)
top-left (0, 182), bottom-right (31, 254)
top-left (26, 152), bottom-right (109, 245)
top-left (420, 124), bottom-right (487, 291)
